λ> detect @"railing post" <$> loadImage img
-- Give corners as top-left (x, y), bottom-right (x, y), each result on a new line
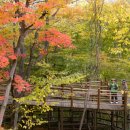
top-left (71, 86), bottom-right (73, 107)
top-left (97, 88), bottom-right (100, 110)
top-left (61, 84), bottom-right (64, 97)
top-left (124, 91), bottom-right (128, 130)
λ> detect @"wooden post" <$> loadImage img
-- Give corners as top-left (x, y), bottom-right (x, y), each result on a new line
top-left (111, 111), bottom-right (114, 130)
top-left (71, 109), bottom-right (74, 130)
top-left (48, 111), bottom-right (51, 130)
top-left (115, 111), bottom-right (118, 128)
top-left (58, 108), bottom-right (60, 130)
top-left (71, 86), bottom-right (73, 107)
top-left (124, 91), bottom-right (128, 130)
top-left (60, 108), bottom-right (64, 130)
top-left (128, 110), bottom-right (130, 130)
top-left (86, 110), bottom-right (89, 129)
top-left (58, 121), bottom-right (60, 130)
top-left (93, 110), bottom-right (97, 130)
top-left (97, 88), bottom-right (100, 110)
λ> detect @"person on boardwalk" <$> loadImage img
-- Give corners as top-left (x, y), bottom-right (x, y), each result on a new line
top-left (109, 79), bottom-right (118, 104)
top-left (122, 79), bottom-right (128, 91)
top-left (121, 80), bottom-right (128, 105)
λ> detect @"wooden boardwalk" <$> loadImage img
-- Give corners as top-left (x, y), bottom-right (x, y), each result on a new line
top-left (46, 88), bottom-right (127, 111)
top-left (0, 81), bottom-right (129, 111)
top-left (0, 81), bottom-right (129, 130)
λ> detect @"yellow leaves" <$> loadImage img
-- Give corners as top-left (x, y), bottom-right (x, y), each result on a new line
top-left (124, 39), bottom-right (130, 45)
top-left (113, 27), bottom-right (129, 47)
top-left (100, 1), bottom-right (130, 56)
top-left (110, 47), bottom-right (123, 54)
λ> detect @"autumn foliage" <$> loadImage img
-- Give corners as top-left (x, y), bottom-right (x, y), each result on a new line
top-left (13, 75), bottom-right (31, 92)
top-left (39, 28), bottom-right (74, 48)
top-left (0, 0), bottom-right (73, 98)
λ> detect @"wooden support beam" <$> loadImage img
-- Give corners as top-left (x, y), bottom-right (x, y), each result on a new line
top-left (93, 110), bottom-right (97, 130)
top-left (70, 109), bottom-right (74, 130)
top-left (111, 111), bottom-right (114, 130)
top-left (124, 91), bottom-right (128, 130)
top-left (48, 111), bottom-right (51, 130)
top-left (128, 110), bottom-right (130, 130)
top-left (115, 111), bottom-right (118, 128)
top-left (58, 108), bottom-right (60, 130)
top-left (60, 108), bottom-right (64, 130)
top-left (58, 121), bottom-right (60, 130)
top-left (86, 110), bottom-right (89, 129)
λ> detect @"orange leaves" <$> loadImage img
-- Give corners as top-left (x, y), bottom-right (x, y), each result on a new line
top-left (0, 35), bottom-right (16, 68)
top-left (34, 20), bottom-right (45, 28)
top-left (39, 28), bottom-right (75, 48)
top-left (0, 0), bottom-right (74, 86)
top-left (0, 56), bottom-right (9, 69)
top-left (8, 55), bottom-right (17, 60)
top-left (37, 0), bottom-right (64, 12)
top-left (0, 3), bottom-right (16, 25)
top-left (0, 2), bottom-right (44, 29)
top-left (0, 52), bottom-right (16, 68)
top-left (13, 75), bottom-right (31, 92)
top-left (37, 2), bottom-right (53, 12)
top-left (0, 0), bottom-right (69, 30)
top-left (0, 35), bottom-right (7, 46)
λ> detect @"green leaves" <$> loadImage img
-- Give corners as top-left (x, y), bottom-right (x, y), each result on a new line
top-left (15, 60), bottom-right (85, 129)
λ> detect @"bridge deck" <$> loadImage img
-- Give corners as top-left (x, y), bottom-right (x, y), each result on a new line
top-left (46, 99), bottom-right (124, 110)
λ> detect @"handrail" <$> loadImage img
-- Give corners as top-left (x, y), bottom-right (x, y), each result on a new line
top-left (49, 86), bottom-right (128, 109)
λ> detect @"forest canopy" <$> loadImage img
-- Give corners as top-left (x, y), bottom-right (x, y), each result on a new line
top-left (0, 0), bottom-right (130, 129)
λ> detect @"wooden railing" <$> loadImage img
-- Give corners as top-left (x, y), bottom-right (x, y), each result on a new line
top-left (49, 85), bottom-right (128, 110)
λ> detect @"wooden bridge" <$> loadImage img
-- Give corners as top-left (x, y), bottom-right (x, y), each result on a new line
top-left (46, 81), bottom-right (129, 111)
top-left (0, 81), bottom-right (129, 111)
top-left (0, 80), bottom-right (130, 130)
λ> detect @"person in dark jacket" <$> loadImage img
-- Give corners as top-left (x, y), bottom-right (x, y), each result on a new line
top-left (122, 79), bottom-right (128, 91)
top-left (109, 79), bottom-right (118, 104)
top-left (121, 80), bottom-right (128, 105)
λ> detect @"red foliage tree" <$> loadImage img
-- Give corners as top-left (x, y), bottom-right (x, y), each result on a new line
top-left (0, 0), bottom-right (74, 127)
top-left (39, 28), bottom-right (75, 48)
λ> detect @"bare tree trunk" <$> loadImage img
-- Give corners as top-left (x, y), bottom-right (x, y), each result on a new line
top-left (88, 0), bottom-right (104, 79)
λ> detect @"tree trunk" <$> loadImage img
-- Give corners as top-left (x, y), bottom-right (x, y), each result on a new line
top-left (0, 34), bottom-right (25, 126)
top-left (13, 102), bottom-right (20, 130)
top-left (79, 90), bottom-right (89, 130)
top-left (26, 31), bottom-right (38, 79)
